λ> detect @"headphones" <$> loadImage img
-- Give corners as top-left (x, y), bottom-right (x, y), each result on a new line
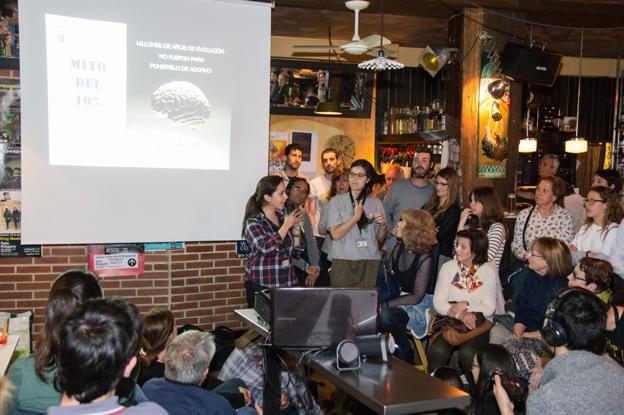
top-left (541, 288), bottom-right (585, 347)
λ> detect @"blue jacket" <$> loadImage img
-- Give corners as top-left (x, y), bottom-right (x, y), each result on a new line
top-left (514, 269), bottom-right (567, 332)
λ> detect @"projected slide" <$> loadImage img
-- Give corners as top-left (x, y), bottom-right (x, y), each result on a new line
top-left (45, 14), bottom-right (231, 170)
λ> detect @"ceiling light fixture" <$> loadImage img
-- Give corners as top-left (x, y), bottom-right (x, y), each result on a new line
top-left (358, 0), bottom-right (404, 71)
top-left (565, 30), bottom-right (588, 154)
top-left (519, 92), bottom-right (537, 153)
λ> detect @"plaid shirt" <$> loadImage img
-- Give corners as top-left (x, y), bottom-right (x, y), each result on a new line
top-left (218, 343), bottom-right (323, 414)
top-left (244, 212), bottom-right (303, 287)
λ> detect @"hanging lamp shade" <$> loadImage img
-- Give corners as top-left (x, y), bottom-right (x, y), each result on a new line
top-left (565, 30), bottom-right (588, 154)
top-left (565, 137), bottom-right (588, 153)
top-left (519, 137), bottom-right (537, 153)
top-left (358, 49), bottom-right (404, 71)
top-left (314, 101), bottom-right (342, 115)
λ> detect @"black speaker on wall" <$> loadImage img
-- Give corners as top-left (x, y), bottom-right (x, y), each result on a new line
top-left (501, 43), bottom-right (562, 87)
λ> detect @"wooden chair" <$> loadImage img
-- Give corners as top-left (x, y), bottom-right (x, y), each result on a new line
top-left (407, 331), bottom-right (428, 372)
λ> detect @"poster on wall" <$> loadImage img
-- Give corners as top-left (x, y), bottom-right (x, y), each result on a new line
top-left (0, 78), bottom-right (41, 257)
top-left (88, 244), bottom-right (144, 277)
top-left (268, 132), bottom-right (288, 174)
top-left (477, 46), bottom-right (509, 179)
top-left (290, 130), bottom-right (318, 177)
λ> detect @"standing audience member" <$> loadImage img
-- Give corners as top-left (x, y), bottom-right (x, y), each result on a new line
top-left (511, 176), bottom-right (574, 262)
top-left (384, 147), bottom-right (434, 251)
top-left (527, 289), bottom-right (624, 414)
top-left (143, 331), bottom-right (256, 415)
top-left (285, 178), bottom-right (320, 286)
top-left (458, 186), bottom-right (507, 272)
top-left (423, 167), bottom-right (462, 271)
top-left (7, 270), bottom-right (103, 414)
top-left (242, 176), bottom-right (304, 306)
top-left (278, 143), bottom-right (305, 184)
top-left (377, 209), bottom-right (437, 362)
top-left (471, 344), bottom-right (525, 415)
top-left (317, 167), bottom-right (350, 286)
top-left (592, 168), bottom-right (622, 193)
top-left (48, 298), bottom-right (167, 415)
top-left (428, 228), bottom-right (500, 385)
top-left (377, 164), bottom-right (404, 202)
top-left (306, 148), bottom-right (340, 238)
top-left (570, 186), bottom-right (622, 264)
top-left (327, 160), bottom-right (386, 287)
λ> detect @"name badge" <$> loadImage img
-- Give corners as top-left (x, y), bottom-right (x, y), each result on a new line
top-left (281, 260), bottom-right (289, 267)
top-left (356, 240), bottom-right (368, 248)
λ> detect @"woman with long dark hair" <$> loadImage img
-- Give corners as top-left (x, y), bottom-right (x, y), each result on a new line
top-left (242, 175), bottom-right (304, 306)
top-left (138, 309), bottom-right (175, 386)
top-left (7, 270), bottom-right (103, 413)
top-left (327, 159), bottom-right (387, 287)
top-left (423, 167), bottom-right (462, 270)
top-left (458, 186), bottom-right (507, 272)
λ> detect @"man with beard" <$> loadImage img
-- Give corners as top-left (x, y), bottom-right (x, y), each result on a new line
top-left (383, 147), bottom-right (435, 251)
top-left (305, 148), bottom-right (340, 286)
top-left (278, 143), bottom-right (306, 184)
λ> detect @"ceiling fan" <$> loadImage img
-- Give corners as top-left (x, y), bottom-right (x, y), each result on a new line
top-left (293, 1), bottom-right (396, 56)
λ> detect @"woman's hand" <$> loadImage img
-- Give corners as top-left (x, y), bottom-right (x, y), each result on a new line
top-left (529, 353), bottom-right (544, 391)
top-left (447, 302), bottom-right (468, 318)
top-left (238, 387), bottom-right (252, 406)
top-left (373, 211), bottom-right (386, 227)
top-left (284, 208), bottom-right (304, 230)
top-left (305, 266), bottom-right (320, 286)
top-left (352, 200), bottom-right (364, 221)
top-left (460, 310), bottom-right (477, 330)
top-left (512, 323), bottom-right (526, 339)
top-left (458, 208), bottom-right (473, 230)
top-left (569, 244), bottom-right (578, 253)
top-left (523, 330), bottom-right (543, 339)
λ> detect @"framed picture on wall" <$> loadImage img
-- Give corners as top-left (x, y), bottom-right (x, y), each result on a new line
top-left (290, 130), bottom-right (317, 176)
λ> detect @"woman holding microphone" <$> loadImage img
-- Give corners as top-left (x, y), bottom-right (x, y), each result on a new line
top-left (242, 175), bottom-right (305, 306)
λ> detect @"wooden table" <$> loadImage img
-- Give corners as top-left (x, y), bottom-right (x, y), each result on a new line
top-left (235, 309), bottom-right (470, 414)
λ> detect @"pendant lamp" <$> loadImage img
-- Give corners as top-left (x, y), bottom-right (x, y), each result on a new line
top-left (565, 30), bottom-right (588, 154)
top-left (314, 27), bottom-right (343, 115)
top-left (358, 0), bottom-right (404, 71)
top-left (519, 95), bottom-right (537, 153)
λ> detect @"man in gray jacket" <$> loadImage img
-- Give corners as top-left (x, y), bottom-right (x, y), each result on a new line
top-left (526, 289), bottom-right (624, 415)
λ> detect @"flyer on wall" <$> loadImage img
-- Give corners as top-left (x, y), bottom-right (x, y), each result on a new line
top-left (88, 244), bottom-right (145, 277)
top-left (0, 78), bottom-right (41, 257)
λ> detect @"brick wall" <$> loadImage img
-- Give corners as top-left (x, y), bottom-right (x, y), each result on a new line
top-left (0, 242), bottom-right (247, 348)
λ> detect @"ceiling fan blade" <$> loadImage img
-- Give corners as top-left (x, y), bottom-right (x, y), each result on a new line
top-left (339, 40), bottom-right (370, 55)
top-left (293, 45), bottom-right (337, 49)
top-left (361, 34), bottom-right (392, 49)
top-left (366, 44), bottom-right (399, 57)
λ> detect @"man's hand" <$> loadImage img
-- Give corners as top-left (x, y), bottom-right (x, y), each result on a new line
top-left (305, 266), bottom-right (320, 286)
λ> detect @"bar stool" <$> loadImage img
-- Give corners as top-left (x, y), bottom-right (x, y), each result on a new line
top-left (406, 331), bottom-right (428, 372)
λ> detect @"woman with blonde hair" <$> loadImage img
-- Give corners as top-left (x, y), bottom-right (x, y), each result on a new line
top-left (423, 167), bottom-right (462, 270)
top-left (378, 208), bottom-right (437, 362)
top-left (571, 186), bottom-right (623, 264)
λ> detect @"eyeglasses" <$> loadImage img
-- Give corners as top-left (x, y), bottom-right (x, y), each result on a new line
top-left (434, 180), bottom-right (449, 187)
top-left (583, 198), bottom-right (605, 206)
top-left (570, 271), bottom-right (587, 282)
top-left (349, 172), bottom-right (367, 179)
top-left (292, 185), bottom-right (309, 194)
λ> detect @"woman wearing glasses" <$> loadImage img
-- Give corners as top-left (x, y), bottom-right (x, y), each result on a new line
top-left (570, 186), bottom-right (623, 265)
top-left (423, 167), bottom-right (462, 272)
top-left (511, 176), bottom-right (575, 262)
top-left (327, 159), bottom-right (387, 287)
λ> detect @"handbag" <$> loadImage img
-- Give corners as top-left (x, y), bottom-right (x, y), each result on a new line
top-left (376, 258), bottom-right (401, 303)
top-left (431, 312), bottom-right (493, 346)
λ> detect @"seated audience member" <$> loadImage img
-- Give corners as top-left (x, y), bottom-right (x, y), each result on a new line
top-left (48, 298), bottom-right (167, 415)
top-left (285, 177), bottom-right (321, 287)
top-left (567, 257), bottom-right (614, 304)
top-left (600, 218), bottom-right (624, 286)
top-left (219, 330), bottom-right (323, 415)
top-left (423, 167), bottom-right (462, 271)
top-left (327, 159), bottom-right (386, 287)
top-left (427, 228), bottom-right (501, 386)
top-left (143, 330), bottom-right (252, 415)
top-left (570, 186), bottom-right (622, 264)
top-left (471, 344), bottom-right (526, 415)
top-left (377, 163), bottom-right (404, 202)
top-left (511, 176), bottom-right (574, 263)
top-left (562, 180), bottom-right (585, 234)
top-left (512, 238), bottom-right (571, 340)
top-left (377, 209), bottom-right (437, 362)
top-left (457, 186), bottom-right (507, 272)
top-left (139, 309), bottom-right (175, 386)
top-left (606, 292), bottom-right (624, 367)
top-left (526, 289), bottom-right (624, 414)
top-left (592, 168), bottom-right (622, 193)
top-left (7, 270), bottom-right (103, 414)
